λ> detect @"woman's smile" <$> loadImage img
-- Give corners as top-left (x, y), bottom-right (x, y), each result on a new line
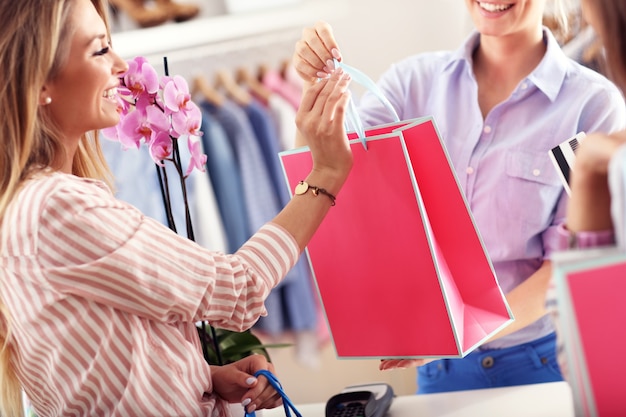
top-left (477, 1), bottom-right (515, 15)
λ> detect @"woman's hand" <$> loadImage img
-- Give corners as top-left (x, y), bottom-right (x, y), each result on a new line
top-left (295, 68), bottom-right (353, 192)
top-left (210, 354), bottom-right (282, 412)
top-left (575, 131), bottom-right (626, 176)
top-left (567, 130), bottom-right (626, 232)
top-left (379, 358), bottom-right (435, 371)
top-left (293, 21), bottom-right (343, 84)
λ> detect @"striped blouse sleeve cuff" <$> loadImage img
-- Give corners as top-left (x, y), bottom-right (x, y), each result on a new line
top-left (237, 222), bottom-right (300, 289)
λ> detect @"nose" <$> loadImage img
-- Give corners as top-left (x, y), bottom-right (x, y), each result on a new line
top-left (111, 48), bottom-right (129, 76)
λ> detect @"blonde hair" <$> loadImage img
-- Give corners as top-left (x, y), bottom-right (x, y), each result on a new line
top-left (543, 0), bottom-right (578, 44)
top-left (0, 1), bottom-right (113, 415)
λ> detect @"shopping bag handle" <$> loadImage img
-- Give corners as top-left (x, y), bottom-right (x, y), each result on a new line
top-left (334, 59), bottom-right (400, 150)
top-left (243, 370), bottom-right (303, 417)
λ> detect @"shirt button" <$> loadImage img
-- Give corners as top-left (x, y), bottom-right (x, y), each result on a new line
top-left (521, 82), bottom-right (528, 90)
top-left (466, 167), bottom-right (474, 175)
top-left (533, 169), bottom-right (541, 176)
top-left (483, 125), bottom-right (492, 134)
top-left (482, 356), bottom-right (495, 368)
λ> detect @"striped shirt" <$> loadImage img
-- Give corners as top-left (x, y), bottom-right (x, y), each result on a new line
top-left (0, 171), bottom-right (299, 417)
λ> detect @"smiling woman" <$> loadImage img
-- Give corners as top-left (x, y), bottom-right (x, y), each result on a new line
top-left (0, 0), bottom-right (355, 416)
top-left (44, 4), bottom-right (128, 172)
top-left (291, 0), bottom-right (626, 395)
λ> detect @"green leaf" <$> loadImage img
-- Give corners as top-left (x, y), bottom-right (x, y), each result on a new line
top-left (196, 325), bottom-right (292, 365)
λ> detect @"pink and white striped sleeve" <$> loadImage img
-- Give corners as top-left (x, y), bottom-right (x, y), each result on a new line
top-left (39, 179), bottom-right (299, 331)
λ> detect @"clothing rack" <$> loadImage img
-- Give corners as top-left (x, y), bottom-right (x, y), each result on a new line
top-left (118, 28), bottom-right (300, 90)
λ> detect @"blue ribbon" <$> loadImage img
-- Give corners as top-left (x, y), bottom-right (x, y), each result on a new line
top-left (333, 59), bottom-right (400, 150)
top-left (244, 370), bottom-right (302, 417)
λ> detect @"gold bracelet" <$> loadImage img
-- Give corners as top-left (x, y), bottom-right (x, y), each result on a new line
top-left (294, 181), bottom-right (336, 206)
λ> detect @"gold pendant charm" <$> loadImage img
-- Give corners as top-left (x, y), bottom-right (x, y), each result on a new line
top-left (294, 181), bottom-right (309, 195)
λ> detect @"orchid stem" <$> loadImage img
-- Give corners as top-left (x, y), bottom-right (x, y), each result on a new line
top-left (163, 55), bottom-right (219, 365)
top-left (155, 164), bottom-right (177, 233)
top-left (172, 139), bottom-right (195, 241)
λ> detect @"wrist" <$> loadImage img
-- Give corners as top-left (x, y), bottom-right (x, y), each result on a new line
top-left (557, 223), bottom-right (615, 249)
top-left (306, 167), bottom-right (350, 197)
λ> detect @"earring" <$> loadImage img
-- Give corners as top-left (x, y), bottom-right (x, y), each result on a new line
top-left (44, 97), bottom-right (52, 105)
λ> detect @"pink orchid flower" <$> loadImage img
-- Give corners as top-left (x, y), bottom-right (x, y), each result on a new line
top-left (115, 87), bottom-right (133, 116)
top-left (171, 101), bottom-right (203, 138)
top-left (118, 100), bottom-right (169, 149)
top-left (160, 75), bottom-right (173, 89)
top-left (163, 75), bottom-right (193, 114)
top-left (101, 123), bottom-right (121, 142)
top-left (107, 56), bottom-right (208, 176)
top-left (185, 137), bottom-right (207, 176)
top-left (100, 88), bottom-right (132, 142)
top-left (149, 131), bottom-right (174, 165)
top-left (123, 56), bottom-right (159, 99)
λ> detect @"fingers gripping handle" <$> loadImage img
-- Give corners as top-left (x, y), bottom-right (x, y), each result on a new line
top-left (243, 370), bottom-right (302, 417)
top-left (333, 59), bottom-right (400, 150)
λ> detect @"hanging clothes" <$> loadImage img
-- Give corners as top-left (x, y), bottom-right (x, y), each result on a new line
top-left (100, 135), bottom-right (227, 252)
top-left (201, 98), bottom-right (317, 339)
top-left (242, 98), bottom-right (291, 205)
top-left (261, 67), bottom-right (302, 110)
top-left (266, 93), bottom-right (298, 151)
top-left (241, 71), bottom-right (329, 350)
top-left (201, 99), bottom-right (280, 232)
top-left (199, 109), bottom-right (250, 253)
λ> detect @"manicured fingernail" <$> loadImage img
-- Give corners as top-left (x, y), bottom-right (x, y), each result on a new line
top-left (242, 398), bottom-right (252, 407)
top-left (246, 377), bottom-right (256, 385)
top-left (326, 59), bottom-right (335, 70)
top-left (247, 404), bottom-right (257, 413)
top-left (317, 71), bottom-right (329, 78)
top-left (332, 48), bottom-right (342, 60)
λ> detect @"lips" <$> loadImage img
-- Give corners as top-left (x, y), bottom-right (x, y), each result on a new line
top-left (477, 1), bottom-right (514, 13)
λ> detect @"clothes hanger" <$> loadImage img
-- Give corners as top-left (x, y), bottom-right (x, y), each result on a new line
top-left (192, 75), bottom-right (225, 107)
top-left (279, 59), bottom-right (290, 80)
top-left (257, 63), bottom-right (270, 83)
top-left (281, 58), bottom-right (304, 91)
top-left (236, 66), bottom-right (272, 104)
top-left (215, 69), bottom-right (252, 106)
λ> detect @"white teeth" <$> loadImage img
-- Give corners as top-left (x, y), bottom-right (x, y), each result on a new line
top-left (103, 88), bottom-right (117, 99)
top-left (478, 2), bottom-right (512, 12)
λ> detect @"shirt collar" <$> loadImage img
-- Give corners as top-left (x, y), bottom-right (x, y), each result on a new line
top-left (443, 28), bottom-right (569, 102)
top-left (528, 28), bottom-right (569, 102)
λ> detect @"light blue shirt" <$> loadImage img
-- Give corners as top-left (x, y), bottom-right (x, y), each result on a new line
top-left (203, 99), bottom-right (317, 335)
top-left (199, 107), bottom-right (250, 253)
top-left (358, 29), bottom-right (626, 349)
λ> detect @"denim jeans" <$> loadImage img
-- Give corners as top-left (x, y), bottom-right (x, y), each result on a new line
top-left (417, 332), bottom-right (563, 394)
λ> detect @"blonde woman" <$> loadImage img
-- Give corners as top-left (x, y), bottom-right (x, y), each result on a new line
top-left (0, 0), bottom-right (353, 416)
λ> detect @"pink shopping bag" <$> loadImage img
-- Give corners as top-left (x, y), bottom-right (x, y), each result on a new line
top-left (279, 117), bottom-right (513, 359)
top-left (553, 248), bottom-right (626, 417)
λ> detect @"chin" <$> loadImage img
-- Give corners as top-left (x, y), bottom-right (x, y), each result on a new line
top-left (103, 114), bottom-right (121, 128)
top-left (473, 19), bottom-right (508, 37)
